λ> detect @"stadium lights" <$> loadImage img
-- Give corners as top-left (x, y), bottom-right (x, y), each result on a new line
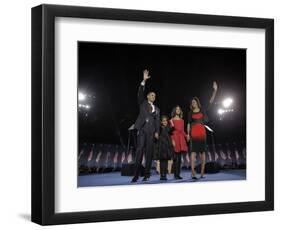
top-left (222, 98), bottom-right (233, 108)
top-left (78, 91), bottom-right (94, 113)
top-left (218, 108), bottom-right (234, 115)
top-left (218, 108), bottom-right (225, 115)
top-left (78, 104), bottom-right (90, 109)
top-left (79, 92), bottom-right (86, 101)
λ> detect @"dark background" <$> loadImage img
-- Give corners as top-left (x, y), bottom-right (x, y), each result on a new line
top-left (78, 42), bottom-right (246, 147)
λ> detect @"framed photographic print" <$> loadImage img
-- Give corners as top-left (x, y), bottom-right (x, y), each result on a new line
top-left (31, 4), bottom-right (274, 225)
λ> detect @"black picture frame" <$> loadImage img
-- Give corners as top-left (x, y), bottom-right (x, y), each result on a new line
top-left (31, 4), bottom-right (274, 225)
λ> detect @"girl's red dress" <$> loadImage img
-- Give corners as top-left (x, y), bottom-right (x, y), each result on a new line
top-left (170, 119), bottom-right (188, 153)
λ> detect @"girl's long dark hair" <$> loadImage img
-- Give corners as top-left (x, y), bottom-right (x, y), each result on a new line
top-left (171, 105), bottom-right (183, 118)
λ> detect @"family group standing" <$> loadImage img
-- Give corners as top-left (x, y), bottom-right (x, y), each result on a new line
top-left (131, 69), bottom-right (218, 183)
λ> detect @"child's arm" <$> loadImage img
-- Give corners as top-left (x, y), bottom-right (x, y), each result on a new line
top-left (172, 139), bottom-right (176, 148)
top-left (155, 109), bottom-right (160, 139)
top-left (167, 119), bottom-right (175, 134)
top-left (169, 118), bottom-right (174, 127)
top-left (167, 124), bottom-right (174, 134)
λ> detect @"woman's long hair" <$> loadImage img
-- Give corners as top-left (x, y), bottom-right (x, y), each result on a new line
top-left (171, 105), bottom-right (183, 118)
top-left (190, 97), bottom-right (202, 111)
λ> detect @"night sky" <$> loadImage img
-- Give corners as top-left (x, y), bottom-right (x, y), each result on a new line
top-left (78, 42), bottom-right (246, 147)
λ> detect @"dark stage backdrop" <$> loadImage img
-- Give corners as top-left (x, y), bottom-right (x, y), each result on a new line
top-left (78, 42), bottom-right (246, 147)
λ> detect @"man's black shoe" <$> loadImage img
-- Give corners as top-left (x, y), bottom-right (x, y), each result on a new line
top-left (174, 175), bottom-right (183, 180)
top-left (131, 176), bottom-right (139, 183)
top-left (142, 176), bottom-right (150, 181)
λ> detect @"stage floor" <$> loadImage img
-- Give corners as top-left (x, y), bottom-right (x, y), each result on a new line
top-left (78, 169), bottom-right (246, 187)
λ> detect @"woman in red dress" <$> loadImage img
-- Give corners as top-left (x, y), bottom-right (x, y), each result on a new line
top-left (170, 106), bottom-right (188, 179)
top-left (187, 82), bottom-right (218, 179)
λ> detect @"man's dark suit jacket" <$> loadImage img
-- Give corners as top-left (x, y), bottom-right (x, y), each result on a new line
top-left (134, 84), bottom-right (160, 134)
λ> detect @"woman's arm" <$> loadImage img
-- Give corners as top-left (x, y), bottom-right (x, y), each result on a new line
top-left (186, 112), bottom-right (192, 141)
top-left (203, 109), bottom-right (209, 123)
top-left (186, 124), bottom-right (191, 142)
top-left (187, 123), bottom-right (190, 135)
top-left (209, 81), bottom-right (218, 105)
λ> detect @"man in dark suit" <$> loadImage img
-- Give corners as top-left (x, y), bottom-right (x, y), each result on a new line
top-left (131, 69), bottom-right (160, 182)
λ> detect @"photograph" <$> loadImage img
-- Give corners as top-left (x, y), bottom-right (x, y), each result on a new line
top-left (77, 42), bottom-right (247, 187)
top-left (31, 4), bottom-right (274, 225)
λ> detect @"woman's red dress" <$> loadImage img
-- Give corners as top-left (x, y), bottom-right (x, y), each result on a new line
top-left (189, 111), bottom-right (207, 152)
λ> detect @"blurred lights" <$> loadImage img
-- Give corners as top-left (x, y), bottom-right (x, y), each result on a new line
top-left (222, 98), bottom-right (233, 108)
top-left (218, 108), bottom-right (234, 114)
top-left (78, 91), bottom-right (94, 115)
top-left (79, 104), bottom-right (90, 109)
top-left (218, 108), bottom-right (224, 115)
top-left (79, 92), bottom-right (86, 101)
top-left (218, 98), bottom-right (234, 120)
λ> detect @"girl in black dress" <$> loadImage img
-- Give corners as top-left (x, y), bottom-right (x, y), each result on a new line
top-left (154, 115), bottom-right (174, 180)
top-left (187, 82), bottom-right (218, 179)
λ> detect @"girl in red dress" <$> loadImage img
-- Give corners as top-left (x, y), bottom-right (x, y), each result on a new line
top-left (170, 106), bottom-right (188, 179)
top-left (187, 82), bottom-right (218, 179)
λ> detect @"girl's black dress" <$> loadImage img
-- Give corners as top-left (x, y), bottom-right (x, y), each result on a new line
top-left (154, 126), bottom-right (174, 160)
